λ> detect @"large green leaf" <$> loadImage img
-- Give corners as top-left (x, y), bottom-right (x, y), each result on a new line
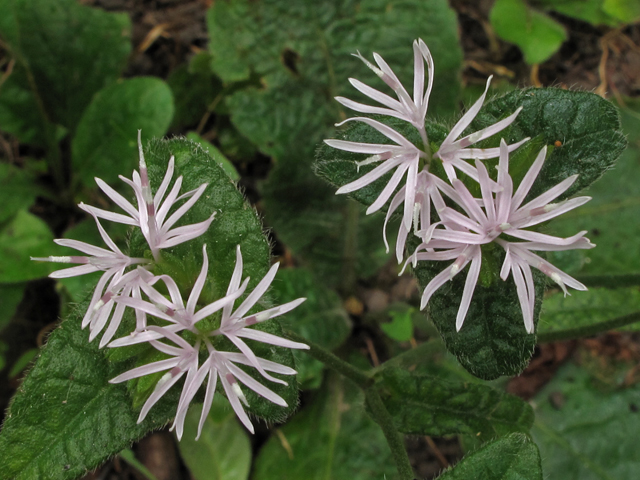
top-left (490, 0), bottom-right (567, 65)
top-left (0, 0), bottom-right (131, 131)
top-left (532, 363), bottom-right (640, 479)
top-left (72, 78), bottom-right (174, 185)
top-left (178, 397), bottom-right (251, 480)
top-left (0, 298), bottom-right (180, 480)
top-left (436, 433), bottom-right (542, 480)
top-left (270, 268), bottom-right (351, 389)
top-left (0, 138), bottom-right (294, 478)
top-left (208, 0), bottom-right (462, 287)
top-left (545, 99), bottom-right (639, 275)
top-left (0, 209), bottom-right (54, 282)
top-left (252, 374), bottom-right (396, 480)
top-left (374, 367), bottom-right (534, 441)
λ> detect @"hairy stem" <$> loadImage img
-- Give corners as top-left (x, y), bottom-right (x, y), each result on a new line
top-left (537, 310), bottom-right (640, 343)
top-left (365, 386), bottom-right (415, 480)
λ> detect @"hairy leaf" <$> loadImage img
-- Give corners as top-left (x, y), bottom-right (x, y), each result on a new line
top-left (0, 138), bottom-right (295, 478)
top-left (72, 78), bottom-right (174, 185)
top-left (532, 363), bottom-right (640, 479)
top-left (436, 433), bottom-right (542, 480)
top-left (0, 0), bottom-right (131, 131)
top-left (374, 367), bottom-right (534, 441)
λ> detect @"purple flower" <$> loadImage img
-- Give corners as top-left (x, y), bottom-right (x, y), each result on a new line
top-left (210, 245), bottom-right (308, 384)
top-left (80, 131), bottom-right (215, 260)
top-left (433, 77), bottom-right (529, 184)
top-left (335, 39), bottom-right (433, 145)
top-left (31, 214), bottom-right (152, 343)
top-left (110, 244), bottom-right (307, 438)
top-left (325, 117), bottom-right (425, 231)
top-left (108, 245), bottom-right (248, 348)
top-left (410, 140), bottom-right (594, 333)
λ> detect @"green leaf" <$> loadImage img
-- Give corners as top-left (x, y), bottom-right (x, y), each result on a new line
top-left (72, 78), bottom-right (174, 185)
top-left (0, 163), bottom-right (45, 223)
top-left (532, 363), bottom-right (640, 479)
top-left (178, 397), bottom-right (251, 480)
top-left (252, 374), bottom-right (397, 480)
top-left (374, 367), bottom-right (534, 441)
top-left (603, 0), bottom-right (640, 22)
top-left (545, 98), bottom-right (638, 275)
top-left (436, 433), bottom-right (542, 480)
top-left (490, 0), bottom-right (567, 64)
top-left (535, 0), bottom-right (621, 26)
top-left (0, 210), bottom-right (54, 282)
top-left (0, 282), bottom-right (26, 330)
top-left (0, 300), bottom-right (181, 480)
top-left (270, 268), bottom-right (351, 389)
top-left (0, 0), bottom-right (131, 131)
top-left (472, 88), bottom-right (626, 201)
top-left (186, 132), bottom-right (240, 181)
top-left (539, 287), bottom-right (640, 337)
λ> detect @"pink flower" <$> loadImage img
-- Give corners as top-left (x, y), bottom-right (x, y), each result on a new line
top-left (410, 140), bottom-right (594, 333)
top-left (433, 77), bottom-right (529, 184)
top-left (325, 117), bottom-right (425, 230)
top-left (108, 245), bottom-right (248, 348)
top-left (335, 39), bottom-right (433, 145)
top-left (80, 131), bottom-right (215, 260)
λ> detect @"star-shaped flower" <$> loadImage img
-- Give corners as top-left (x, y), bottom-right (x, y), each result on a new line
top-left (433, 76), bottom-right (529, 184)
top-left (335, 38), bottom-right (433, 145)
top-left (409, 140), bottom-right (594, 332)
top-left (80, 131), bottom-right (215, 260)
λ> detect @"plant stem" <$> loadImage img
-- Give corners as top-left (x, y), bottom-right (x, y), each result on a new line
top-left (283, 330), bottom-right (371, 388)
top-left (574, 273), bottom-right (640, 289)
top-left (537, 310), bottom-right (640, 343)
top-left (365, 386), bottom-right (415, 480)
top-left (286, 330), bottom-right (415, 479)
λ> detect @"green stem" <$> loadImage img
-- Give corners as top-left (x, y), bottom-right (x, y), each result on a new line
top-left (537, 310), bottom-right (640, 343)
top-left (574, 273), bottom-right (640, 289)
top-left (365, 387), bottom-right (415, 480)
top-left (283, 330), bottom-right (371, 388)
top-left (285, 330), bottom-right (415, 479)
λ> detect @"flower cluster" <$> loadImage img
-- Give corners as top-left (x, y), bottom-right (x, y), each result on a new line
top-left (326, 39), bottom-right (594, 333)
top-left (33, 131), bottom-right (307, 438)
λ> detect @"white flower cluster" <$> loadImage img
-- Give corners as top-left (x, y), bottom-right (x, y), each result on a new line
top-left (33, 132), bottom-right (308, 439)
top-left (326, 39), bottom-right (594, 334)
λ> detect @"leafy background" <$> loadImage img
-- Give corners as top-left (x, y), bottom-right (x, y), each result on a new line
top-left (1, 0), bottom-right (640, 479)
